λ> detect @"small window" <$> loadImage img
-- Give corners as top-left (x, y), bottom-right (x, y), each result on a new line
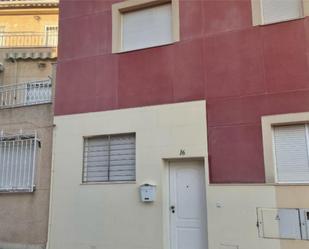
top-left (83, 133), bottom-right (136, 182)
top-left (112, 0), bottom-right (179, 53)
top-left (0, 132), bottom-right (38, 192)
top-left (273, 124), bottom-right (309, 183)
top-left (252, 0), bottom-right (303, 25)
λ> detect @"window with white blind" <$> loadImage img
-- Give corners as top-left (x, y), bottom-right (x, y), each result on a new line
top-left (112, 0), bottom-right (180, 53)
top-left (0, 132), bottom-right (38, 192)
top-left (262, 0), bottom-right (303, 24)
top-left (83, 133), bottom-right (136, 182)
top-left (122, 3), bottom-right (173, 52)
top-left (273, 124), bottom-right (309, 183)
top-left (258, 0), bottom-right (303, 25)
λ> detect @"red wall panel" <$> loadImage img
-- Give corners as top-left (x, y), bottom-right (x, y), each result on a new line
top-left (55, 0), bottom-right (309, 183)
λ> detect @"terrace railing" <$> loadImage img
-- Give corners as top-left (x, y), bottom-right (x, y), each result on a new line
top-left (0, 32), bottom-right (58, 48)
top-left (0, 79), bottom-right (52, 109)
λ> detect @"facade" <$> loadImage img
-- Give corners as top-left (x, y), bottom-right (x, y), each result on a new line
top-left (49, 0), bottom-right (309, 249)
top-left (0, 1), bottom-right (58, 249)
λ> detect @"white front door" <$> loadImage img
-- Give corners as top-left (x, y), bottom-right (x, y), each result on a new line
top-left (169, 161), bottom-right (208, 249)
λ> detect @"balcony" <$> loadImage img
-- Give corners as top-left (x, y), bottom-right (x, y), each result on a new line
top-left (0, 79), bottom-right (52, 109)
top-left (0, 31), bottom-right (58, 48)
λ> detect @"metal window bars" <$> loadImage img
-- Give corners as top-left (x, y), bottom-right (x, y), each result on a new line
top-left (0, 130), bottom-right (39, 192)
top-left (0, 78), bottom-right (52, 109)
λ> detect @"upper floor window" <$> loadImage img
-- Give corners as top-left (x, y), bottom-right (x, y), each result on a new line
top-left (0, 131), bottom-right (39, 192)
top-left (252, 0), bottom-right (303, 25)
top-left (273, 124), bottom-right (309, 183)
top-left (83, 133), bottom-right (136, 183)
top-left (112, 0), bottom-right (179, 53)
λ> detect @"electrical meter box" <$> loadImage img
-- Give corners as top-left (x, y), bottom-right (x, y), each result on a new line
top-left (257, 208), bottom-right (301, 240)
top-left (139, 184), bottom-right (156, 202)
top-left (300, 209), bottom-right (309, 240)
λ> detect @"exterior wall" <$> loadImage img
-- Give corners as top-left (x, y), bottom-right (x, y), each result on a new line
top-left (48, 101), bottom-right (208, 249)
top-left (49, 100), bottom-right (309, 249)
top-left (277, 186), bottom-right (309, 249)
top-left (55, 0), bottom-right (309, 183)
top-left (207, 185), bottom-right (279, 249)
top-left (0, 6), bottom-right (58, 86)
top-left (53, 0), bottom-right (309, 248)
top-left (0, 4), bottom-right (58, 249)
top-left (0, 55), bottom-right (55, 86)
top-left (0, 104), bottom-right (53, 249)
top-left (0, 13), bottom-right (58, 33)
top-left (207, 185), bottom-right (309, 249)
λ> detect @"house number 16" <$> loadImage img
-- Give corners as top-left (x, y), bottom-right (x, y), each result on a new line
top-left (179, 149), bottom-right (186, 156)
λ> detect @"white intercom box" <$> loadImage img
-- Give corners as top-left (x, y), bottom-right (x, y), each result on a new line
top-left (139, 184), bottom-right (156, 202)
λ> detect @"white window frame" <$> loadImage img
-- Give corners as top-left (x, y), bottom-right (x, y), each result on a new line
top-left (262, 112), bottom-right (309, 184)
top-left (112, 0), bottom-right (180, 53)
top-left (251, 0), bottom-right (306, 26)
top-left (0, 131), bottom-right (39, 192)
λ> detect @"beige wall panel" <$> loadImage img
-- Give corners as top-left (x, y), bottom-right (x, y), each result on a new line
top-left (207, 185), bottom-right (280, 249)
top-left (276, 186), bottom-right (309, 249)
top-left (281, 240), bottom-right (309, 249)
top-left (48, 101), bottom-right (208, 249)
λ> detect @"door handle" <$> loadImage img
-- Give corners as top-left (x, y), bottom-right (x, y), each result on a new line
top-left (170, 205), bottom-right (175, 213)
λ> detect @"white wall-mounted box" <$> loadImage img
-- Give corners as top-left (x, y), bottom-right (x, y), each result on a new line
top-left (257, 208), bottom-right (301, 240)
top-left (139, 184), bottom-right (156, 202)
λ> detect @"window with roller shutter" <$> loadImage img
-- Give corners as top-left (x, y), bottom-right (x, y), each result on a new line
top-left (121, 3), bottom-right (173, 52)
top-left (252, 0), bottom-right (304, 26)
top-left (112, 0), bottom-right (180, 53)
top-left (273, 124), bottom-right (309, 183)
top-left (83, 133), bottom-right (136, 183)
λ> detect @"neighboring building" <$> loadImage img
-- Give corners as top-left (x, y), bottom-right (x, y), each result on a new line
top-left (0, 1), bottom-right (58, 249)
top-left (49, 1), bottom-right (309, 249)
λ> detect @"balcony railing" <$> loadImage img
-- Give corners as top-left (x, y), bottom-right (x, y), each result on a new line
top-left (0, 32), bottom-right (58, 48)
top-left (0, 79), bottom-right (52, 109)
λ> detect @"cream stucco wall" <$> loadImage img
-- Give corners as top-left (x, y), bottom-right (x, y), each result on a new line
top-left (49, 100), bottom-right (309, 249)
top-left (48, 100), bottom-right (309, 249)
top-left (48, 101), bottom-right (208, 249)
top-left (277, 186), bottom-right (309, 249)
top-left (207, 185), bottom-right (280, 249)
top-left (0, 56), bottom-right (55, 86)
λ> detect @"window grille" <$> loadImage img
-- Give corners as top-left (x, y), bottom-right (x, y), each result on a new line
top-left (0, 79), bottom-right (52, 109)
top-left (45, 25), bottom-right (58, 47)
top-left (83, 133), bottom-right (136, 182)
top-left (26, 80), bottom-right (52, 105)
top-left (0, 131), bottom-right (39, 192)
